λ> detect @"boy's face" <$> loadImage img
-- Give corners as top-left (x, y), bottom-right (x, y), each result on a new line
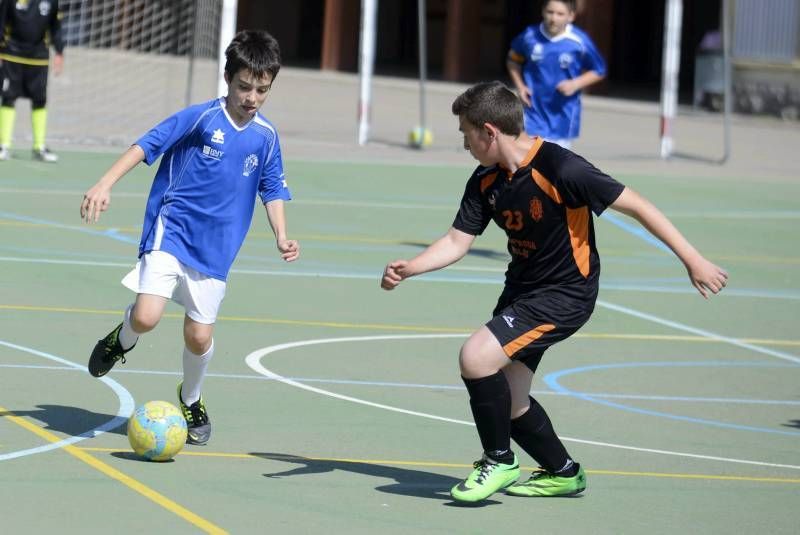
top-left (459, 116), bottom-right (496, 167)
top-left (542, 1), bottom-right (575, 36)
top-left (225, 68), bottom-right (273, 125)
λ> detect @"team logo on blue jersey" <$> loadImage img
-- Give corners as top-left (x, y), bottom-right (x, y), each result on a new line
top-left (243, 154), bottom-right (258, 176)
top-left (530, 43), bottom-right (544, 62)
top-left (559, 52), bottom-right (573, 69)
top-left (211, 129), bottom-right (225, 144)
top-left (39, 1), bottom-right (51, 16)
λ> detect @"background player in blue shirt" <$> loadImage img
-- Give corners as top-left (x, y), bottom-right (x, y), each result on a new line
top-left (507, 0), bottom-right (606, 148)
top-left (79, 30), bottom-right (299, 446)
top-left (381, 81), bottom-right (727, 503)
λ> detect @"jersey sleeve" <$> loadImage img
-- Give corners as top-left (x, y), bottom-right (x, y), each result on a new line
top-left (556, 151), bottom-right (624, 215)
top-left (508, 30), bottom-right (528, 64)
top-left (452, 169), bottom-right (493, 236)
top-left (135, 105), bottom-right (204, 165)
top-left (51, 0), bottom-right (65, 54)
top-left (579, 32), bottom-right (606, 76)
top-left (258, 130), bottom-right (291, 204)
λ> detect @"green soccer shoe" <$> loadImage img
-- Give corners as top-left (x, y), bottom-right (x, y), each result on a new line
top-left (505, 464), bottom-right (586, 497)
top-left (450, 454), bottom-right (520, 503)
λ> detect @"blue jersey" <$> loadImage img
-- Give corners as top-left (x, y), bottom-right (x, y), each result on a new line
top-left (509, 23), bottom-right (606, 140)
top-left (135, 98), bottom-right (291, 281)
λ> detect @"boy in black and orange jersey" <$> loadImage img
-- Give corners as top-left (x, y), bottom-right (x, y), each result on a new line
top-left (380, 81), bottom-right (728, 504)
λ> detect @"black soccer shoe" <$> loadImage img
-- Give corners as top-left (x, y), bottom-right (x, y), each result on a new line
top-left (88, 322), bottom-right (135, 377)
top-left (177, 382), bottom-right (211, 445)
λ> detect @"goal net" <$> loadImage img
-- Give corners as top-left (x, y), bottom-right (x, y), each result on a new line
top-left (27, 0), bottom-right (223, 148)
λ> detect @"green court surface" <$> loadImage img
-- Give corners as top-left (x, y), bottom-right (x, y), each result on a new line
top-left (1, 150), bottom-right (798, 534)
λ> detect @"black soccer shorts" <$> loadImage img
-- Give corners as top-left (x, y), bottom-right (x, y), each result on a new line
top-left (486, 285), bottom-right (597, 372)
top-left (1, 61), bottom-right (49, 107)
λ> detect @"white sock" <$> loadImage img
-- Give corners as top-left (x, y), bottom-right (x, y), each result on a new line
top-left (118, 304), bottom-right (140, 350)
top-left (180, 339), bottom-right (214, 405)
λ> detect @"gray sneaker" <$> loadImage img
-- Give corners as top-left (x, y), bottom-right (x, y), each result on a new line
top-left (0, 145), bottom-right (9, 161)
top-left (177, 381), bottom-right (211, 445)
top-left (32, 147), bottom-right (58, 163)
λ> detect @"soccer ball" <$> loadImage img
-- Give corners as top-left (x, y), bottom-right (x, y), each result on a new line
top-left (408, 126), bottom-right (433, 148)
top-left (127, 400), bottom-right (188, 461)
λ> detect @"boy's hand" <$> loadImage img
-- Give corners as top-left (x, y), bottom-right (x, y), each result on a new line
top-left (277, 239), bottom-right (299, 262)
top-left (381, 260), bottom-right (410, 290)
top-left (556, 79), bottom-right (578, 97)
top-left (80, 184), bottom-right (112, 223)
top-left (686, 257), bottom-right (728, 299)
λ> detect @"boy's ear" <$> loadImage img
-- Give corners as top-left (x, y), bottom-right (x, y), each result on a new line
top-left (483, 122), bottom-right (499, 140)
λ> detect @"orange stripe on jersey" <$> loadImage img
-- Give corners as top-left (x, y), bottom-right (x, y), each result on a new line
top-left (508, 50), bottom-right (526, 64)
top-left (480, 172), bottom-right (498, 193)
top-left (503, 324), bottom-right (556, 357)
top-left (567, 206), bottom-right (591, 277)
top-left (531, 169), bottom-right (563, 204)
top-left (520, 137), bottom-right (545, 167)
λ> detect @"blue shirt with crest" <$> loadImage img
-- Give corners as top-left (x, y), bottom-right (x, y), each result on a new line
top-left (135, 97), bottom-right (291, 281)
top-left (509, 23), bottom-right (606, 140)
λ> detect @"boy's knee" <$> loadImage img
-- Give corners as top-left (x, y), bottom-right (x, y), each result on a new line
top-left (183, 327), bottom-right (212, 355)
top-left (130, 308), bottom-right (160, 333)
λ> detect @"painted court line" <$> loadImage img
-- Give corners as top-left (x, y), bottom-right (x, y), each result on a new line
top-left (245, 335), bottom-right (800, 472)
top-left (3, 363), bottom-right (800, 407)
top-left (0, 340), bottom-right (134, 461)
top-left (75, 447), bottom-right (800, 485)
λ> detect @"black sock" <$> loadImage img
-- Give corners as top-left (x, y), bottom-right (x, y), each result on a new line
top-left (462, 372), bottom-right (513, 463)
top-left (510, 396), bottom-right (576, 475)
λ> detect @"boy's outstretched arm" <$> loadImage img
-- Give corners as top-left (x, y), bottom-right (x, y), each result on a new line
top-left (80, 145), bottom-right (145, 223)
top-left (610, 187), bottom-right (728, 298)
top-left (381, 227), bottom-right (475, 291)
top-left (264, 199), bottom-right (299, 262)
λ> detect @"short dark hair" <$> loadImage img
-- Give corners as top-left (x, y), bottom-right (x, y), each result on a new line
top-left (224, 30), bottom-right (281, 81)
top-left (546, 0), bottom-right (577, 12)
top-left (451, 81), bottom-right (524, 136)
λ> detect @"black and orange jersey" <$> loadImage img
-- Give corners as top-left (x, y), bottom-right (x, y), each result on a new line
top-left (0, 0), bottom-right (63, 65)
top-left (453, 138), bottom-right (624, 294)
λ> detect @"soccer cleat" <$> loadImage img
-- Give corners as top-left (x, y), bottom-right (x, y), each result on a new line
top-left (32, 147), bottom-right (58, 163)
top-left (450, 454), bottom-right (520, 503)
top-left (177, 382), bottom-right (211, 445)
top-left (88, 322), bottom-right (135, 377)
top-left (505, 464), bottom-right (587, 497)
top-left (0, 145), bottom-right (9, 161)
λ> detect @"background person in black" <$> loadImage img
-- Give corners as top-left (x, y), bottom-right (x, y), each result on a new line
top-left (380, 81), bottom-right (728, 504)
top-left (0, 0), bottom-right (64, 162)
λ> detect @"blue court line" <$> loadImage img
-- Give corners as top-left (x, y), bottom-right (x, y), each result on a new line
top-left (543, 361), bottom-right (800, 437)
top-left (600, 212), bottom-right (672, 253)
top-left (0, 211), bottom-right (138, 244)
top-left (3, 363), bottom-right (800, 407)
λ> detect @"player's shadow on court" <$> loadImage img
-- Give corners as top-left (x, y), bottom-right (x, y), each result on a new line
top-left (0, 404), bottom-right (127, 436)
top-left (252, 452), bottom-right (503, 507)
top-left (783, 419), bottom-right (800, 429)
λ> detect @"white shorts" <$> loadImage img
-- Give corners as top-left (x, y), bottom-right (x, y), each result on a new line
top-left (121, 250), bottom-right (226, 324)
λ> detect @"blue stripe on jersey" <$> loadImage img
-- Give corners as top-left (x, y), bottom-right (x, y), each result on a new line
top-left (135, 98), bottom-right (291, 281)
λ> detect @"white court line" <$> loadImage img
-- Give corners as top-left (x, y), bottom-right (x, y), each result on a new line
top-left (0, 340), bottom-right (135, 461)
top-left (245, 334), bottom-right (800, 471)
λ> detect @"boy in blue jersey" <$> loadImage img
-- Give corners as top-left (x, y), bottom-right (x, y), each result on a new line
top-left (79, 30), bottom-right (299, 445)
top-left (381, 81), bottom-right (727, 503)
top-left (506, 0), bottom-right (605, 148)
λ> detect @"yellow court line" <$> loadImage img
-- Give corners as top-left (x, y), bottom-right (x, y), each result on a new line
top-left (77, 448), bottom-right (800, 485)
top-left (0, 406), bottom-right (227, 534)
top-left (1, 303), bottom-right (800, 347)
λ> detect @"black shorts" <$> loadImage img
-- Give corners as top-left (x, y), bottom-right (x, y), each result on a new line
top-left (1, 61), bottom-right (48, 107)
top-left (486, 284), bottom-right (597, 372)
